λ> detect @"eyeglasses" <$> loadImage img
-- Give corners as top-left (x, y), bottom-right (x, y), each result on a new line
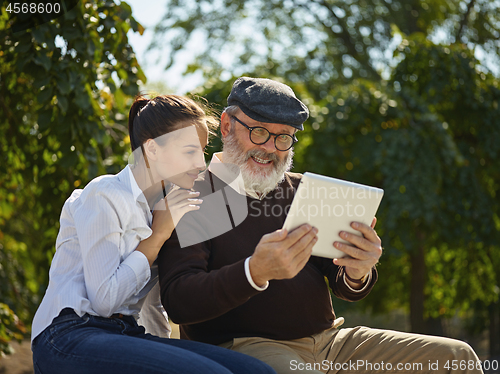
top-left (230, 116), bottom-right (298, 151)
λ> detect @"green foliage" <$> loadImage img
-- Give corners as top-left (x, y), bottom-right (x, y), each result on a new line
top-left (301, 40), bottom-right (500, 325)
top-left (0, 303), bottom-right (26, 358)
top-left (295, 50), bottom-right (500, 320)
top-left (0, 0), bottom-right (144, 356)
top-left (152, 0), bottom-right (500, 87)
top-left (389, 37), bottom-right (500, 322)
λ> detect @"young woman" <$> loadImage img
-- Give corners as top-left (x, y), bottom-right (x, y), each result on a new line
top-left (31, 95), bottom-right (275, 374)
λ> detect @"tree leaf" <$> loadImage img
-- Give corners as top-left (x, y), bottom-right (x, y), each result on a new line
top-left (32, 28), bottom-right (46, 44)
top-left (57, 76), bottom-right (71, 95)
top-left (37, 87), bottom-right (53, 104)
top-left (57, 96), bottom-right (68, 113)
top-left (33, 76), bottom-right (51, 90)
top-left (37, 109), bottom-right (53, 131)
top-left (33, 53), bottom-right (51, 71)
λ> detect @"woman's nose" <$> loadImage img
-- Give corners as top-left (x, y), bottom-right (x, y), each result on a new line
top-left (194, 152), bottom-right (206, 171)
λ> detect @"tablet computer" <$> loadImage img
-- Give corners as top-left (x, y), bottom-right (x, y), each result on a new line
top-left (283, 172), bottom-right (384, 259)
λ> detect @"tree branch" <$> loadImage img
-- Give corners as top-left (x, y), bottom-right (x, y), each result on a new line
top-left (299, 0), bottom-right (381, 80)
top-left (457, 0), bottom-right (476, 41)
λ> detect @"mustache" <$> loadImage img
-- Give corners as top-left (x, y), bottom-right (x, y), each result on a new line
top-left (245, 149), bottom-right (281, 164)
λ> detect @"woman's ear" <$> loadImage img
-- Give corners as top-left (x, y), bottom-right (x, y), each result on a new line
top-left (143, 139), bottom-right (158, 162)
top-left (220, 112), bottom-right (231, 138)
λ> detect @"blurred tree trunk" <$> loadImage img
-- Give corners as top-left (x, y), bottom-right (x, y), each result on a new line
top-left (490, 302), bottom-right (500, 357)
top-left (426, 317), bottom-right (445, 337)
top-left (410, 238), bottom-right (426, 334)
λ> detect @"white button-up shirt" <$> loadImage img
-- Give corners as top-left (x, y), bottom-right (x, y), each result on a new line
top-left (31, 165), bottom-right (170, 341)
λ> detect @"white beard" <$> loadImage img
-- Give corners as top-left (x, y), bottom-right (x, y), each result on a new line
top-left (222, 131), bottom-right (294, 196)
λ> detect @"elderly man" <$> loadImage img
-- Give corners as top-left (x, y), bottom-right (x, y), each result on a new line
top-left (157, 77), bottom-right (482, 373)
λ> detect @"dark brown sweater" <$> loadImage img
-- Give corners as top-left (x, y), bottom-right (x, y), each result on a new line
top-left (158, 170), bottom-right (377, 345)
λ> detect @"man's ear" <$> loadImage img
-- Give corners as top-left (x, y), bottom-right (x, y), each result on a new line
top-left (143, 139), bottom-right (158, 162)
top-left (220, 112), bottom-right (232, 138)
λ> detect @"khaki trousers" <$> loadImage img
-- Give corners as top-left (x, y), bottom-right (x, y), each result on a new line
top-left (219, 324), bottom-right (483, 374)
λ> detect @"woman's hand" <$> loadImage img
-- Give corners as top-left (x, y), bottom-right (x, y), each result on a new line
top-left (152, 190), bottom-right (203, 242)
top-left (136, 190), bottom-right (202, 266)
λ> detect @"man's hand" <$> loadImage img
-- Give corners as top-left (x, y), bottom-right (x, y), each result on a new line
top-left (248, 224), bottom-right (318, 287)
top-left (333, 218), bottom-right (382, 284)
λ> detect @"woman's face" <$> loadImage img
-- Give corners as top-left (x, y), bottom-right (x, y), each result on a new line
top-left (153, 124), bottom-right (208, 189)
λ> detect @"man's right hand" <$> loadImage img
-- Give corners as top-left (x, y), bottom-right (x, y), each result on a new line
top-left (248, 224), bottom-right (318, 287)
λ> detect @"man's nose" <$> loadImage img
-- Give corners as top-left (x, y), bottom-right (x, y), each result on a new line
top-left (260, 137), bottom-right (277, 153)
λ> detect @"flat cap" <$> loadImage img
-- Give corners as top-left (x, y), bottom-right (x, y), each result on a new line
top-left (227, 77), bottom-right (309, 130)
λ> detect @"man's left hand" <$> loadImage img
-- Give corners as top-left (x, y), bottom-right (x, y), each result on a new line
top-left (332, 217), bottom-right (382, 282)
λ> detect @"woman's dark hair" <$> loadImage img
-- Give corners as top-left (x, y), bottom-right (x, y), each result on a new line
top-left (128, 94), bottom-right (218, 151)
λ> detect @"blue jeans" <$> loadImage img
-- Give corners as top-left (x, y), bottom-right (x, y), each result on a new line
top-left (32, 309), bottom-right (275, 374)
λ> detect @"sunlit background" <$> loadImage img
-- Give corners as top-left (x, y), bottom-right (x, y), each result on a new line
top-left (1, 1), bottom-right (499, 371)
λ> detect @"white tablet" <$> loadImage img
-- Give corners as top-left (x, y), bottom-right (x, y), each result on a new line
top-left (283, 172), bottom-right (384, 259)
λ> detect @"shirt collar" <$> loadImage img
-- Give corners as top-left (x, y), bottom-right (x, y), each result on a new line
top-left (121, 165), bottom-right (148, 205)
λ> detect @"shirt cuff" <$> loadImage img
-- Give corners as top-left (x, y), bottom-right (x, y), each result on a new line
top-left (122, 251), bottom-right (152, 293)
top-left (244, 257), bottom-right (269, 291)
top-left (343, 271), bottom-right (372, 293)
